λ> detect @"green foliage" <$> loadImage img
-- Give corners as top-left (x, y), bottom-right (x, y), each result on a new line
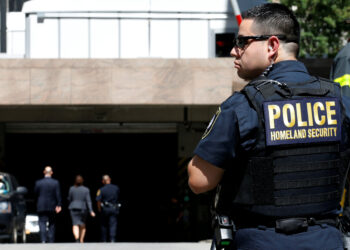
top-left (275, 0), bottom-right (350, 58)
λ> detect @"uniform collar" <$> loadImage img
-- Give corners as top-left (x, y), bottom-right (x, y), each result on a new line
top-left (267, 60), bottom-right (310, 82)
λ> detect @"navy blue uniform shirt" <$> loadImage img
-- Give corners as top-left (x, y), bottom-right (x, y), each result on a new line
top-left (96, 184), bottom-right (120, 204)
top-left (194, 60), bottom-right (350, 169)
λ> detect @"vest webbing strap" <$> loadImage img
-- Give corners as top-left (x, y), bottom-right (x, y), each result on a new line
top-left (274, 159), bottom-right (341, 174)
top-left (275, 191), bottom-right (339, 206)
top-left (274, 176), bottom-right (340, 190)
top-left (258, 83), bottom-right (279, 99)
top-left (291, 88), bottom-right (329, 96)
top-left (251, 77), bottom-right (334, 100)
top-left (271, 144), bottom-right (339, 157)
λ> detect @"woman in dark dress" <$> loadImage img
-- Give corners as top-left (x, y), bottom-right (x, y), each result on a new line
top-left (68, 175), bottom-right (95, 243)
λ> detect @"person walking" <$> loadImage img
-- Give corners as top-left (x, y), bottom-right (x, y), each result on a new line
top-left (68, 175), bottom-right (95, 243)
top-left (34, 166), bottom-right (62, 243)
top-left (96, 175), bottom-right (120, 242)
top-left (188, 3), bottom-right (350, 250)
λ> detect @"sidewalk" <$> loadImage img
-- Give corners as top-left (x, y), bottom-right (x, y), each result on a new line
top-left (2, 242), bottom-right (211, 250)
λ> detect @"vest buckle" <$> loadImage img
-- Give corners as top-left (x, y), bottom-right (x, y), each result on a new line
top-left (275, 217), bottom-right (308, 234)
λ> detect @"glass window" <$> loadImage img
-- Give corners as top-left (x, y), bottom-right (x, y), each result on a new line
top-left (0, 176), bottom-right (10, 194)
top-left (215, 33), bottom-right (234, 57)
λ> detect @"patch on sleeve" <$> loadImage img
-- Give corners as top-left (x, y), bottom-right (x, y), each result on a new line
top-left (202, 107), bottom-right (221, 139)
top-left (96, 189), bottom-right (101, 197)
top-left (263, 97), bottom-right (341, 146)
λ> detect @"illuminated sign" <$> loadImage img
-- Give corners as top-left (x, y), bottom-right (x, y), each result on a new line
top-left (263, 98), bottom-right (341, 146)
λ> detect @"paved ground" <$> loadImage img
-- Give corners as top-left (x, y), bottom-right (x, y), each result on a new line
top-left (1, 242), bottom-right (212, 250)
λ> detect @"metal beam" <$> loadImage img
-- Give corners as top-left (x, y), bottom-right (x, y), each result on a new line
top-left (0, 0), bottom-right (6, 53)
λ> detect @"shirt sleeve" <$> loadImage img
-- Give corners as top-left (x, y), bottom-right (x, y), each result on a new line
top-left (56, 181), bottom-right (62, 206)
top-left (96, 189), bottom-right (102, 201)
top-left (34, 181), bottom-right (38, 195)
top-left (67, 187), bottom-right (72, 202)
top-left (194, 96), bottom-right (239, 169)
top-left (86, 189), bottom-right (93, 212)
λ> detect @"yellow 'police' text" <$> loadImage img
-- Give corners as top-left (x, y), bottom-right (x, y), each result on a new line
top-left (268, 101), bottom-right (337, 129)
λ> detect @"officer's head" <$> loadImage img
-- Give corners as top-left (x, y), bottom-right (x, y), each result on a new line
top-left (230, 3), bottom-right (300, 80)
top-left (102, 175), bottom-right (111, 185)
top-left (43, 166), bottom-right (53, 177)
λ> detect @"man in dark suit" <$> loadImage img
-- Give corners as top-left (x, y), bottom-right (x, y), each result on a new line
top-left (34, 166), bottom-right (62, 243)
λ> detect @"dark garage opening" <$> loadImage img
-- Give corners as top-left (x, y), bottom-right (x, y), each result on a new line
top-left (1, 132), bottom-right (199, 242)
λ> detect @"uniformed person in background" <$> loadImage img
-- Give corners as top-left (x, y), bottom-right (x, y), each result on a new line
top-left (330, 19), bottom-right (350, 96)
top-left (330, 18), bottom-right (350, 249)
top-left (96, 175), bottom-right (120, 242)
top-left (188, 3), bottom-right (350, 250)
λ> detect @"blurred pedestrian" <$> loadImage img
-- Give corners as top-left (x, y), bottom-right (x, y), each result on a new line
top-left (330, 19), bottom-right (350, 94)
top-left (330, 39), bottom-right (350, 96)
top-left (34, 166), bottom-right (62, 243)
top-left (68, 175), bottom-right (95, 243)
top-left (96, 175), bottom-right (120, 242)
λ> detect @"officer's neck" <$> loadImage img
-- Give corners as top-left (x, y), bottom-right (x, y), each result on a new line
top-left (274, 52), bottom-right (297, 63)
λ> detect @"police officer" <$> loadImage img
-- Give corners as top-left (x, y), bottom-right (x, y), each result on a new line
top-left (96, 175), bottom-right (120, 242)
top-left (188, 3), bottom-right (350, 250)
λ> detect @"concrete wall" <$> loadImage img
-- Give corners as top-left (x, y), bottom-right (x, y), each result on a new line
top-left (0, 58), bottom-right (245, 105)
top-left (0, 58), bottom-right (246, 122)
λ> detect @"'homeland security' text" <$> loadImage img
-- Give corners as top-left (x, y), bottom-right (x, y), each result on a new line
top-left (270, 127), bottom-right (337, 141)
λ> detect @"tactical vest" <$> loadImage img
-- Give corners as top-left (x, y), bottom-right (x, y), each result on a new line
top-left (228, 76), bottom-right (350, 219)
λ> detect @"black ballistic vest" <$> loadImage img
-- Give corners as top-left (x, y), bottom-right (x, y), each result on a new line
top-left (224, 76), bottom-right (350, 221)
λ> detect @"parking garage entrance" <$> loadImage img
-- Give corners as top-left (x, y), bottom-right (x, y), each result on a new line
top-left (1, 129), bottom-right (201, 242)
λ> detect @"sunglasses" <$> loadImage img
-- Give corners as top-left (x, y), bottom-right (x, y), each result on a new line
top-left (233, 34), bottom-right (287, 49)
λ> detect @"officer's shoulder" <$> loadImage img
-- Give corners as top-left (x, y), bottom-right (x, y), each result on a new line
top-left (317, 76), bottom-right (339, 85)
top-left (96, 189), bottom-right (101, 197)
top-left (316, 77), bottom-right (341, 92)
top-left (220, 91), bottom-right (248, 110)
top-left (51, 178), bottom-right (60, 184)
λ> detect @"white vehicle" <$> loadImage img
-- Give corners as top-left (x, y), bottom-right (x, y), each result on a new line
top-left (6, 0), bottom-right (266, 58)
top-left (25, 214), bottom-right (40, 242)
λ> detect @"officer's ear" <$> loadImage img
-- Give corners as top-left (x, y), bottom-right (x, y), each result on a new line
top-left (267, 36), bottom-right (279, 60)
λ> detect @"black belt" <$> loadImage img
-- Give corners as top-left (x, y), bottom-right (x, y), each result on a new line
top-left (102, 201), bottom-right (118, 208)
top-left (237, 216), bottom-right (337, 234)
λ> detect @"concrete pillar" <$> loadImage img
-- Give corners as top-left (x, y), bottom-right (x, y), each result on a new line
top-left (0, 124), bottom-right (5, 169)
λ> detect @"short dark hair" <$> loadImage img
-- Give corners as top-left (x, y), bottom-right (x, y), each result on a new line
top-left (242, 3), bottom-right (300, 53)
top-left (75, 175), bottom-right (84, 186)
